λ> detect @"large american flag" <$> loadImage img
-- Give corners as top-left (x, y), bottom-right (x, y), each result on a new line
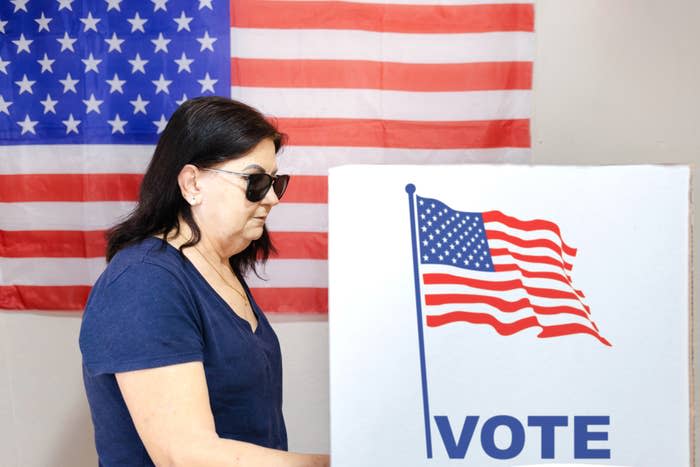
top-left (0, 0), bottom-right (534, 314)
top-left (415, 195), bottom-right (611, 346)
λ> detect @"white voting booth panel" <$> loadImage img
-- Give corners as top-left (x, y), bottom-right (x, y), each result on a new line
top-left (328, 165), bottom-right (691, 467)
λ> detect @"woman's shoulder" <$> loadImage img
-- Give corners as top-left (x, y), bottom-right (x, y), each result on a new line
top-left (101, 237), bottom-right (187, 287)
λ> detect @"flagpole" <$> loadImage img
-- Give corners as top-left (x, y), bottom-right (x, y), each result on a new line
top-left (405, 183), bottom-right (433, 459)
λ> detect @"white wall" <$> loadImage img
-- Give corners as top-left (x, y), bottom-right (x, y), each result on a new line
top-left (0, 0), bottom-right (698, 465)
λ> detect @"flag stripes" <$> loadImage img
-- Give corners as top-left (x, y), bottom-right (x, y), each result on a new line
top-left (231, 59), bottom-right (533, 91)
top-left (231, 1), bottom-right (534, 33)
top-left (0, 230), bottom-right (327, 259)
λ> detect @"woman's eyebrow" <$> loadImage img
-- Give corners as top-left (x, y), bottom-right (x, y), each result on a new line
top-left (242, 164), bottom-right (278, 175)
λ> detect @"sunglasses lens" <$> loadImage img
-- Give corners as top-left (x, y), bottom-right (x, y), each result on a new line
top-left (245, 174), bottom-right (269, 202)
top-left (273, 175), bottom-right (290, 200)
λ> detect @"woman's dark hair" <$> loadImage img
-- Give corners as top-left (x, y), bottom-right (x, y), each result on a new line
top-left (106, 96), bottom-right (285, 276)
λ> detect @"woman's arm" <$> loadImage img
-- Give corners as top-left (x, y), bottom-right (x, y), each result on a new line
top-left (116, 361), bottom-right (329, 467)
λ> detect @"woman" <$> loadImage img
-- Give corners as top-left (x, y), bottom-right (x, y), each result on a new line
top-left (79, 96), bottom-right (329, 466)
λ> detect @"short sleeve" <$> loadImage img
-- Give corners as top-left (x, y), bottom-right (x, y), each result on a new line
top-left (79, 261), bottom-right (204, 376)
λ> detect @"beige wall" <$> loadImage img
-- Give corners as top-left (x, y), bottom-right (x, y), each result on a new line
top-left (1, 0), bottom-right (698, 465)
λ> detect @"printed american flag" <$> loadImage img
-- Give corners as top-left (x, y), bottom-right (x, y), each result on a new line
top-left (0, 0), bottom-right (534, 313)
top-left (415, 195), bottom-right (611, 346)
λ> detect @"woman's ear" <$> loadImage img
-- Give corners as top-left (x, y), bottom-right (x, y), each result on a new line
top-left (178, 164), bottom-right (201, 205)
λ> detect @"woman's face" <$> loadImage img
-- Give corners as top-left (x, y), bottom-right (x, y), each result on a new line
top-left (192, 138), bottom-right (280, 255)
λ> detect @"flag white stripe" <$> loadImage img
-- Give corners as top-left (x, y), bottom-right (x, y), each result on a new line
top-left (487, 240), bottom-right (575, 265)
top-left (232, 87), bottom-right (532, 121)
top-left (0, 145), bottom-right (153, 174)
top-left (231, 29), bottom-right (535, 63)
top-left (0, 146), bottom-right (530, 175)
top-left (419, 264), bottom-right (585, 294)
top-left (0, 257), bottom-right (328, 288)
top-left (278, 147), bottom-right (530, 175)
top-left (0, 202), bottom-right (327, 232)
top-left (485, 220), bottom-right (575, 250)
top-left (423, 286), bottom-right (588, 312)
top-left (490, 254), bottom-right (574, 276)
top-left (424, 303), bottom-right (595, 329)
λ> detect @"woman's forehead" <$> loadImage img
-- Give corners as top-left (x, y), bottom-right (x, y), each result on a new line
top-left (219, 139), bottom-right (278, 173)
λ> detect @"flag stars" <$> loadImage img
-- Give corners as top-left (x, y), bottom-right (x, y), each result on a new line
top-left (37, 53), bottom-right (55, 73)
top-left (128, 53), bottom-right (148, 74)
top-left (151, 33), bottom-right (171, 53)
top-left (153, 114), bottom-right (168, 133)
top-left (105, 0), bottom-right (123, 11)
top-left (438, 255), bottom-right (444, 261)
top-left (13, 34), bottom-right (33, 54)
top-left (0, 95), bottom-right (12, 115)
top-left (105, 33), bottom-right (125, 53)
top-left (107, 114), bottom-right (127, 134)
top-left (199, 0), bottom-right (213, 10)
top-left (419, 200), bottom-right (424, 206)
top-left (423, 255), bottom-right (428, 261)
top-left (175, 94), bottom-right (188, 106)
top-left (82, 53), bottom-right (102, 73)
top-left (151, 0), bottom-right (168, 12)
top-left (40, 94), bottom-right (58, 114)
top-left (57, 32), bottom-right (77, 52)
top-left (15, 74), bottom-right (36, 95)
top-left (0, 19), bottom-right (7, 34)
top-left (420, 226), bottom-right (427, 232)
top-left (17, 115), bottom-right (38, 135)
top-left (196, 31), bottom-right (217, 52)
top-left (451, 258), bottom-right (457, 264)
top-left (152, 74), bottom-right (172, 94)
top-left (62, 113), bottom-right (80, 134)
top-left (128, 12), bottom-right (148, 33)
top-left (59, 73), bottom-right (79, 93)
top-left (106, 73), bottom-right (126, 94)
top-left (83, 93), bottom-right (103, 114)
top-left (174, 52), bottom-right (194, 73)
top-left (11, 0), bottom-right (30, 13)
top-left (57, 0), bottom-right (74, 11)
top-left (80, 12), bottom-right (101, 32)
top-left (35, 12), bottom-right (53, 32)
top-left (130, 94), bottom-right (149, 114)
top-left (174, 11), bottom-right (193, 31)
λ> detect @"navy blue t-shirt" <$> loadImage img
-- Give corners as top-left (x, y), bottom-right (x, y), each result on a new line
top-left (79, 237), bottom-right (287, 466)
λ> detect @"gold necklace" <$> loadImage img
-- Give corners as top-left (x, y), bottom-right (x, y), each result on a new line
top-left (193, 245), bottom-right (251, 309)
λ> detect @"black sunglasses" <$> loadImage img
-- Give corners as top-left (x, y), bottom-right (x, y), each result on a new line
top-left (200, 167), bottom-right (290, 202)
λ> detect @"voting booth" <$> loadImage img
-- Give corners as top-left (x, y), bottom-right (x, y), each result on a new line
top-left (328, 165), bottom-right (692, 467)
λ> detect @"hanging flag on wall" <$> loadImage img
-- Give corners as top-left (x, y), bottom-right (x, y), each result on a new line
top-left (0, 0), bottom-right (534, 313)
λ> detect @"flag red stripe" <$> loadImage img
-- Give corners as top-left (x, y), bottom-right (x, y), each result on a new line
top-left (277, 118), bottom-right (530, 149)
top-left (423, 273), bottom-right (588, 304)
top-left (486, 229), bottom-right (569, 261)
top-left (0, 230), bottom-right (327, 259)
top-left (0, 285), bottom-right (91, 310)
top-left (0, 285), bottom-right (327, 312)
top-left (494, 263), bottom-right (585, 298)
top-left (0, 230), bottom-right (107, 258)
top-left (426, 311), bottom-right (608, 345)
top-left (250, 287), bottom-right (327, 313)
top-left (426, 311), bottom-right (540, 335)
top-left (0, 174), bottom-right (327, 203)
top-left (425, 293), bottom-right (590, 319)
top-left (231, 1), bottom-right (534, 33)
top-left (483, 210), bottom-right (576, 256)
top-left (0, 174), bottom-right (142, 202)
top-left (490, 247), bottom-right (574, 271)
top-left (538, 323), bottom-right (611, 347)
top-left (232, 58), bottom-right (533, 91)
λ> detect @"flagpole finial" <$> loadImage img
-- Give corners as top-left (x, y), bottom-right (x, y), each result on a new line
top-left (405, 183), bottom-right (415, 194)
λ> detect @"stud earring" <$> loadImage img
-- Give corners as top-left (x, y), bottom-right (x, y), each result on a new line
top-left (190, 196), bottom-right (196, 204)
